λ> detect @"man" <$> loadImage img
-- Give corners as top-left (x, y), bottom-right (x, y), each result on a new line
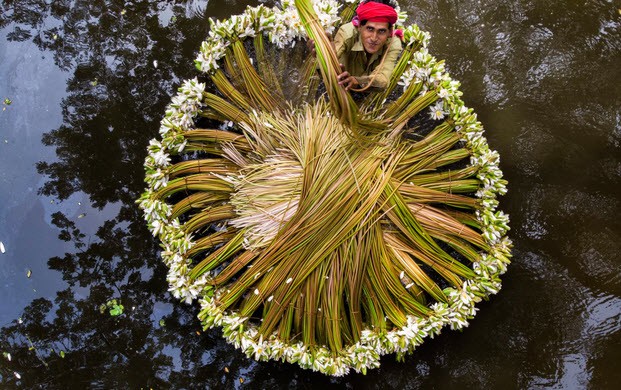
top-left (335, 0), bottom-right (402, 91)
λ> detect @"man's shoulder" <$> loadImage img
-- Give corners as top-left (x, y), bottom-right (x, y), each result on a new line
top-left (337, 22), bottom-right (358, 38)
top-left (388, 35), bottom-right (402, 50)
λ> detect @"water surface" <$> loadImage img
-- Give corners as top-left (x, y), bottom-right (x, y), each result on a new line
top-left (1, 0), bottom-right (620, 388)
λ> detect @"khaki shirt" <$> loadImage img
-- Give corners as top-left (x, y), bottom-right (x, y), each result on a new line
top-left (334, 22), bottom-right (402, 90)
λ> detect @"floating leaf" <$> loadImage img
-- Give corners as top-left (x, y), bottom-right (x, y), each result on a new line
top-left (3, 352), bottom-right (11, 361)
top-left (0, 241), bottom-right (5, 253)
top-left (77, 213), bottom-right (86, 219)
top-left (59, 350), bottom-right (65, 358)
top-left (121, 9), bottom-right (126, 15)
top-left (159, 319), bottom-right (166, 327)
top-left (26, 269), bottom-right (32, 278)
top-left (153, 60), bottom-right (158, 68)
top-left (3, 98), bottom-right (11, 105)
top-left (90, 79), bottom-right (98, 87)
top-left (101, 299), bottom-right (124, 316)
top-left (14, 372), bottom-right (21, 379)
top-left (109, 303), bottom-right (124, 316)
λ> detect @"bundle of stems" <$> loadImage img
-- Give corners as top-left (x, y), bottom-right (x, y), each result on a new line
top-left (294, 0), bottom-right (358, 126)
top-left (145, 0), bottom-right (505, 365)
top-left (364, 42), bottom-right (424, 111)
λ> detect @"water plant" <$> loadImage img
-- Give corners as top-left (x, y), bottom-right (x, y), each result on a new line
top-left (138, 0), bottom-right (511, 375)
top-left (100, 299), bottom-right (124, 317)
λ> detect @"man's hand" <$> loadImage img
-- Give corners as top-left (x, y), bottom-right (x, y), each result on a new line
top-left (306, 32), bottom-right (335, 56)
top-left (337, 64), bottom-right (359, 90)
top-left (306, 38), bottom-right (316, 55)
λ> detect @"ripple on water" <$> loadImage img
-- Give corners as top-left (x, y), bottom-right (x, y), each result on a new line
top-left (569, 103), bottom-right (621, 149)
top-left (557, 189), bottom-right (619, 223)
top-left (520, 185), bottom-right (549, 240)
top-left (564, 228), bottom-right (621, 294)
top-left (583, 294), bottom-right (621, 339)
top-left (511, 123), bottom-right (558, 179)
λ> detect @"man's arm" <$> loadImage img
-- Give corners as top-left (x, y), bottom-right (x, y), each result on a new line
top-left (333, 24), bottom-right (353, 69)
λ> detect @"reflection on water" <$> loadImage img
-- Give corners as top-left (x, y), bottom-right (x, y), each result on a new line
top-left (1, 0), bottom-right (620, 387)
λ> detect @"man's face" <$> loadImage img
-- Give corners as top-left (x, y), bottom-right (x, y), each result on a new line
top-left (358, 21), bottom-right (391, 55)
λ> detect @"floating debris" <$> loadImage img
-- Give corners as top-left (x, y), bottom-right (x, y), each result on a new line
top-left (99, 299), bottom-right (124, 316)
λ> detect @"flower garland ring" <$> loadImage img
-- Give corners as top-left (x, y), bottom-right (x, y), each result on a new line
top-left (138, 0), bottom-right (511, 376)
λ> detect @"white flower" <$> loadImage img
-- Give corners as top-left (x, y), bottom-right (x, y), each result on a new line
top-left (429, 100), bottom-right (446, 120)
top-left (150, 220), bottom-right (163, 236)
top-left (152, 150), bottom-right (171, 167)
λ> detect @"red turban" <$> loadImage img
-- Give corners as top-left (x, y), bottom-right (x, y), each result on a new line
top-left (355, 2), bottom-right (398, 25)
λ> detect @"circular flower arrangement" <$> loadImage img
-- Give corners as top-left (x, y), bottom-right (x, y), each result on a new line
top-left (138, 0), bottom-right (511, 376)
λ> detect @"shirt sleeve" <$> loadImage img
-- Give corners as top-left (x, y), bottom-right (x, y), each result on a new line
top-left (333, 25), bottom-right (353, 70)
top-left (356, 37), bottom-right (403, 90)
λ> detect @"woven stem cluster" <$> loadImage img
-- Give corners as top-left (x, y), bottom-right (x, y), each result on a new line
top-left (138, 0), bottom-right (511, 376)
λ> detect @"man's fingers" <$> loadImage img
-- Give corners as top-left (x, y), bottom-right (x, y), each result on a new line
top-left (339, 76), bottom-right (352, 89)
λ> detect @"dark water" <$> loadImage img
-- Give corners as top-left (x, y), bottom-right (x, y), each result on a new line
top-left (1, 0), bottom-right (620, 388)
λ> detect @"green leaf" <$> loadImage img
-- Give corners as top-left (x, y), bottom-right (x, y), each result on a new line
top-left (159, 319), bottom-right (166, 327)
top-left (59, 350), bottom-right (65, 358)
top-left (109, 303), bottom-right (124, 316)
